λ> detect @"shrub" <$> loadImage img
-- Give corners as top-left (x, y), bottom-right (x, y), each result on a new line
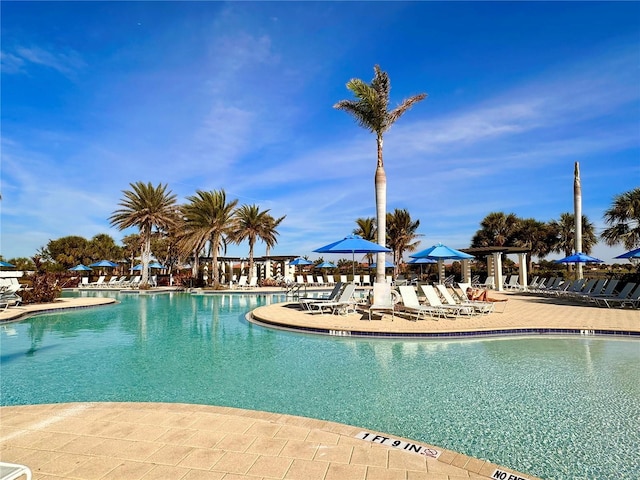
top-left (20, 273), bottom-right (62, 304)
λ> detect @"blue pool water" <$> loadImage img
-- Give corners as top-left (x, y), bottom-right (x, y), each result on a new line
top-left (1, 292), bottom-right (638, 479)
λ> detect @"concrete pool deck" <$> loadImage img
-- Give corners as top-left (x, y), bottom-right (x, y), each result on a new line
top-left (1, 287), bottom-right (638, 479)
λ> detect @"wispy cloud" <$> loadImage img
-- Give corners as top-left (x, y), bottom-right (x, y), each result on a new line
top-left (2, 45), bottom-right (85, 77)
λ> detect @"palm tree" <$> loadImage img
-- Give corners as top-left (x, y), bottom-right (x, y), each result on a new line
top-left (230, 205), bottom-right (285, 279)
top-left (601, 188), bottom-right (640, 250)
top-left (550, 213), bottom-right (597, 270)
top-left (178, 190), bottom-right (238, 288)
top-left (512, 218), bottom-right (556, 271)
top-left (334, 65), bottom-right (426, 283)
top-left (353, 217), bottom-right (377, 265)
top-left (109, 182), bottom-right (177, 287)
top-left (471, 212), bottom-right (520, 247)
top-left (386, 209), bottom-right (422, 275)
top-left (263, 213), bottom-right (286, 256)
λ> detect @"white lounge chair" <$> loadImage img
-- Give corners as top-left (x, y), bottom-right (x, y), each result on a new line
top-left (309, 284), bottom-right (357, 315)
top-left (353, 274), bottom-right (361, 286)
top-left (362, 274), bottom-right (371, 286)
top-left (299, 282), bottom-right (343, 310)
top-left (368, 282), bottom-right (395, 321)
top-left (421, 285), bottom-right (470, 317)
top-left (237, 276), bottom-right (248, 288)
top-left (434, 284), bottom-right (481, 316)
top-left (397, 286), bottom-right (444, 320)
top-left (456, 283), bottom-right (496, 314)
top-left (0, 461), bottom-right (32, 480)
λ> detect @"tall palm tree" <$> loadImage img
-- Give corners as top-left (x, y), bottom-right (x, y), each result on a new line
top-left (601, 188), bottom-right (640, 250)
top-left (263, 213), bottom-right (286, 256)
top-left (353, 217), bottom-right (377, 265)
top-left (109, 182), bottom-right (177, 287)
top-left (178, 190), bottom-right (238, 288)
top-left (230, 204), bottom-right (285, 279)
top-left (512, 218), bottom-right (556, 271)
top-left (334, 65), bottom-right (426, 283)
top-left (386, 209), bottom-right (422, 275)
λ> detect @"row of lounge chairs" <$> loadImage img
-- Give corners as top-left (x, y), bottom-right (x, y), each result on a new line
top-left (527, 276), bottom-right (640, 308)
top-left (80, 275), bottom-right (148, 288)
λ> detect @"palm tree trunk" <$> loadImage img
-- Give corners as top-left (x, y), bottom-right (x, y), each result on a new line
top-left (212, 234), bottom-right (220, 288)
top-left (141, 226), bottom-right (151, 287)
top-left (375, 133), bottom-right (387, 284)
top-left (248, 240), bottom-right (255, 282)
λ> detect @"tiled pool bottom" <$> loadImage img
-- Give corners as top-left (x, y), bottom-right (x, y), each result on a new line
top-left (1, 292), bottom-right (639, 479)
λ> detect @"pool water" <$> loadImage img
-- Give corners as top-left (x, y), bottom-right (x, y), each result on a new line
top-left (1, 292), bottom-right (638, 479)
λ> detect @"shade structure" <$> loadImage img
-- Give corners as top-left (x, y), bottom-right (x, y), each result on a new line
top-left (69, 264), bottom-right (92, 271)
top-left (0, 260), bottom-right (15, 268)
top-left (132, 263), bottom-right (166, 271)
top-left (410, 243), bottom-right (474, 284)
top-left (314, 234), bottom-right (391, 278)
top-left (89, 260), bottom-right (119, 268)
top-left (555, 252), bottom-right (603, 264)
top-left (614, 247), bottom-right (640, 260)
top-left (289, 257), bottom-right (313, 266)
top-left (315, 261), bottom-right (336, 269)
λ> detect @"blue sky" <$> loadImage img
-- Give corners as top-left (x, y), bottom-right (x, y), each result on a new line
top-left (2, 1), bottom-right (639, 264)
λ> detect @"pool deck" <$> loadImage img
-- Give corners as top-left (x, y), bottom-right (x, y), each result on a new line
top-left (2, 287), bottom-right (638, 480)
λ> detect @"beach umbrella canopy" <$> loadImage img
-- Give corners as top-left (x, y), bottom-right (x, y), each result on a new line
top-left (314, 234), bottom-right (391, 278)
top-left (315, 261), bottom-right (336, 269)
top-left (407, 257), bottom-right (437, 264)
top-left (148, 262), bottom-right (167, 269)
top-left (555, 252), bottom-right (603, 264)
top-left (289, 257), bottom-right (313, 266)
top-left (410, 243), bottom-right (474, 284)
top-left (69, 264), bottom-right (92, 271)
top-left (89, 260), bottom-right (119, 268)
top-left (614, 247), bottom-right (640, 260)
top-left (370, 261), bottom-right (395, 268)
top-left (0, 260), bottom-right (15, 268)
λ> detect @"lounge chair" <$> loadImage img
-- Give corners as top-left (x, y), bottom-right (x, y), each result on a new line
top-left (397, 285), bottom-right (445, 320)
top-left (362, 274), bottom-right (371, 286)
top-left (88, 275), bottom-right (105, 288)
top-left (434, 284), bottom-right (482, 316)
top-left (353, 275), bottom-right (361, 286)
top-left (316, 276), bottom-right (325, 286)
top-left (308, 284), bottom-right (357, 315)
top-left (0, 461), bottom-right (32, 480)
top-left (594, 283), bottom-right (638, 308)
top-left (340, 275), bottom-right (348, 284)
top-left (503, 275), bottom-right (521, 290)
top-left (299, 282), bottom-right (343, 310)
top-left (564, 278), bottom-right (597, 299)
top-left (326, 275), bottom-right (335, 285)
top-left (421, 284), bottom-right (471, 317)
top-left (306, 274), bottom-right (316, 286)
top-left (368, 282), bottom-right (395, 321)
top-left (455, 283), bottom-right (496, 314)
top-left (237, 276), bottom-right (248, 288)
top-left (585, 279), bottom-right (619, 302)
top-left (551, 279), bottom-right (585, 297)
top-left (477, 276), bottom-right (495, 289)
top-left (243, 277), bottom-right (258, 289)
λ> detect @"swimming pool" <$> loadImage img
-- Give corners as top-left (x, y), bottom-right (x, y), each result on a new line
top-left (1, 292), bottom-right (638, 479)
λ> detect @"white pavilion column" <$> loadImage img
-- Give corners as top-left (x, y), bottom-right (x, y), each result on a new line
top-left (461, 259), bottom-right (472, 283)
top-left (493, 252), bottom-right (504, 291)
top-left (438, 261), bottom-right (446, 284)
top-left (518, 252), bottom-right (528, 290)
top-left (265, 259), bottom-right (272, 279)
top-left (486, 255), bottom-right (494, 280)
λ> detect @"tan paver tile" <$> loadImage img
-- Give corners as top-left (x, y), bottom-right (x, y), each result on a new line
top-left (124, 424), bottom-right (170, 442)
top-left (182, 430), bottom-right (226, 449)
top-left (215, 433), bottom-right (257, 453)
top-left (450, 454), bottom-right (471, 470)
top-left (283, 458), bottom-right (329, 480)
top-left (100, 460), bottom-right (156, 480)
top-left (65, 455), bottom-right (123, 480)
top-left (218, 417), bottom-right (258, 434)
top-left (274, 425), bottom-right (310, 441)
top-left (313, 444), bottom-right (353, 464)
top-left (246, 455), bottom-right (293, 478)
top-left (145, 444), bottom-right (194, 465)
top-left (155, 427), bottom-right (198, 445)
top-left (245, 422), bottom-right (281, 438)
top-left (406, 471), bottom-right (449, 480)
top-left (36, 452), bottom-right (90, 476)
top-left (306, 429), bottom-right (340, 445)
top-left (178, 447), bottom-right (225, 470)
top-left (59, 435), bottom-right (107, 454)
top-left (182, 470), bottom-right (225, 480)
top-left (211, 451), bottom-right (259, 475)
top-left (246, 437), bottom-right (288, 456)
top-left (140, 464), bottom-right (190, 479)
top-left (463, 457), bottom-right (486, 474)
top-left (388, 450), bottom-right (427, 471)
top-left (365, 465), bottom-right (407, 480)
top-left (279, 440), bottom-right (319, 460)
top-left (324, 462), bottom-right (367, 480)
top-left (351, 445), bottom-right (388, 468)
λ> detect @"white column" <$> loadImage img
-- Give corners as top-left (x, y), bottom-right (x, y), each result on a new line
top-left (518, 253), bottom-right (528, 290)
top-left (461, 259), bottom-right (471, 283)
top-left (493, 252), bottom-right (504, 291)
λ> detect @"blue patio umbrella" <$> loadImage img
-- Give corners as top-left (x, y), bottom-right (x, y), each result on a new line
top-left (69, 264), bottom-right (92, 271)
top-left (411, 243), bottom-right (474, 284)
top-left (132, 263), bottom-right (166, 271)
top-left (614, 247), bottom-right (640, 260)
top-left (289, 257), bottom-right (313, 266)
top-left (370, 261), bottom-right (395, 268)
top-left (407, 257), bottom-right (437, 276)
top-left (314, 234), bottom-right (391, 278)
top-left (0, 260), bottom-right (15, 268)
top-left (315, 261), bottom-right (336, 269)
top-left (89, 260), bottom-right (119, 268)
top-left (555, 252), bottom-right (603, 264)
